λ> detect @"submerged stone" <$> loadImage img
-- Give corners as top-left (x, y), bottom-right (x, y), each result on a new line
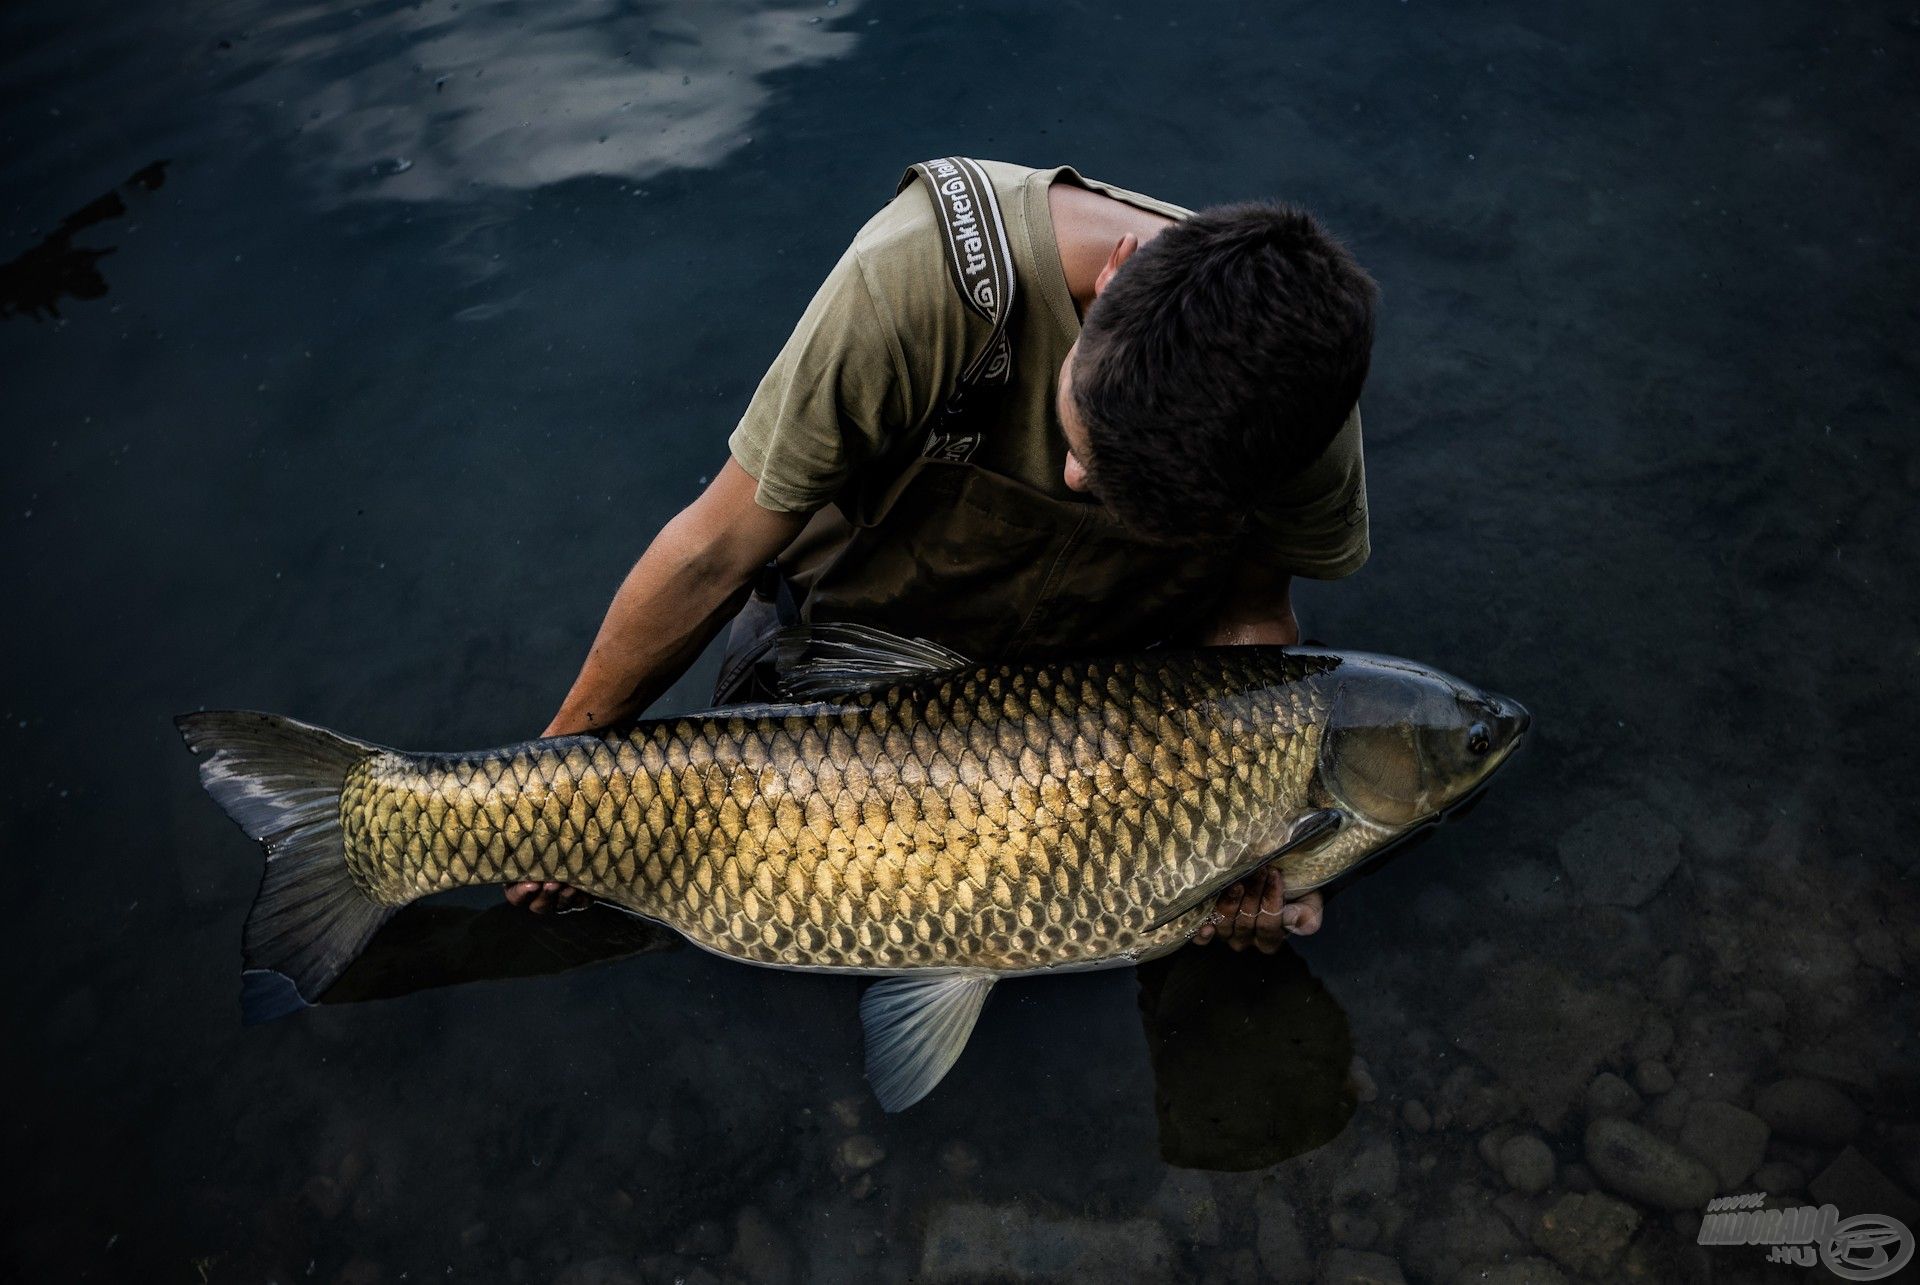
top-left (1531, 1191), bottom-right (1641, 1278)
top-left (1809, 1147), bottom-right (1920, 1226)
top-left (1556, 800), bottom-right (1683, 906)
top-left (1499, 1133), bottom-right (1556, 1194)
top-left (1753, 1077), bottom-right (1863, 1145)
top-left (1317, 1247), bottom-right (1405, 1284)
top-left (1584, 1118), bottom-right (1717, 1210)
top-left (920, 1204), bottom-right (1172, 1282)
top-left (1678, 1100), bottom-right (1769, 1188)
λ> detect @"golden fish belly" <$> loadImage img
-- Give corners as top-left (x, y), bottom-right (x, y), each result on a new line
top-left (336, 654), bottom-right (1333, 972)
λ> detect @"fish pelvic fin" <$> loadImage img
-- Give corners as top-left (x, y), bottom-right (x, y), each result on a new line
top-left (859, 971), bottom-right (995, 1112)
top-left (1148, 807), bottom-right (1347, 930)
top-left (176, 711), bottom-right (395, 1024)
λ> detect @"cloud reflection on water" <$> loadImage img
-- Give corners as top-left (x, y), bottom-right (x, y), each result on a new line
top-left (231, 0), bottom-right (862, 200)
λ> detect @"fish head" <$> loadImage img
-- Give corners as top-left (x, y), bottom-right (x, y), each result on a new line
top-left (1318, 658), bottom-right (1529, 831)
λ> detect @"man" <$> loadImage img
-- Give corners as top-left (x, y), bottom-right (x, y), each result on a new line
top-left (508, 158), bottom-right (1376, 953)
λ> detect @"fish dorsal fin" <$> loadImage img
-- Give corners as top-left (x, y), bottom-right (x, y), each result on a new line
top-left (859, 971), bottom-right (995, 1112)
top-left (1149, 807), bottom-right (1348, 929)
top-left (775, 624), bottom-right (973, 700)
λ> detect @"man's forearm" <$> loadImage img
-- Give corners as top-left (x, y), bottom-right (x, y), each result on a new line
top-left (544, 517), bottom-right (753, 735)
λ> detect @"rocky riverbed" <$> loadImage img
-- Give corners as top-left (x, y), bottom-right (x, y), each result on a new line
top-left (172, 818), bottom-right (1913, 1285)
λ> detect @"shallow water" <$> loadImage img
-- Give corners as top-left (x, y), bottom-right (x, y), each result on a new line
top-left (4, 0), bottom-right (1918, 1281)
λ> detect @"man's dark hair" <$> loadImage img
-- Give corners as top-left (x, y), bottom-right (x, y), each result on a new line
top-left (1071, 201), bottom-right (1377, 544)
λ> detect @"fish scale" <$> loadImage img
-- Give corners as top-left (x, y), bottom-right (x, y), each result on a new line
top-left (335, 651), bottom-right (1335, 974)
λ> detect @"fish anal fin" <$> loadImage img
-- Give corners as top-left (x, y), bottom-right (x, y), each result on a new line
top-left (774, 624), bottom-right (973, 700)
top-left (858, 971), bottom-right (995, 1112)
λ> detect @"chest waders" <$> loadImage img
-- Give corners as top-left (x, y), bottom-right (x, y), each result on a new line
top-left (712, 158), bottom-right (1223, 705)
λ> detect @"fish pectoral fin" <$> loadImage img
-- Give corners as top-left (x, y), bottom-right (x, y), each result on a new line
top-left (1148, 807), bottom-right (1348, 929)
top-left (773, 624), bottom-right (973, 699)
top-left (859, 971), bottom-right (995, 1112)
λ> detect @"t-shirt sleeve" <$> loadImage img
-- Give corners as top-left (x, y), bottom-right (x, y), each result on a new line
top-left (727, 244), bottom-right (912, 515)
top-left (1254, 404), bottom-right (1371, 579)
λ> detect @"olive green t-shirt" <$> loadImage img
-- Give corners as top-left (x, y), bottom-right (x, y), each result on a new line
top-left (727, 160), bottom-right (1370, 580)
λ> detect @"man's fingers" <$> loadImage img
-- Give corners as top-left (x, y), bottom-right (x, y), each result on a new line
top-left (504, 882), bottom-right (538, 908)
top-left (1253, 868), bottom-right (1289, 953)
top-left (1230, 878), bottom-right (1261, 951)
top-left (1209, 882), bottom-right (1245, 947)
top-left (1285, 890), bottom-right (1326, 937)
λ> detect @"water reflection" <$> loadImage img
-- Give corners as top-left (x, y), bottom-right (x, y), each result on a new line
top-left (0, 160), bottom-right (167, 320)
top-left (223, 0), bottom-right (864, 201)
top-left (1138, 946), bottom-right (1355, 1171)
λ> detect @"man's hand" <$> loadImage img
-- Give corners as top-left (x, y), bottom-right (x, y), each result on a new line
top-left (1192, 867), bottom-right (1325, 952)
top-left (504, 881), bottom-right (592, 914)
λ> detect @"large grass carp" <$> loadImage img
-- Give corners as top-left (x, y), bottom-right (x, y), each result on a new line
top-left (179, 625), bottom-right (1527, 1110)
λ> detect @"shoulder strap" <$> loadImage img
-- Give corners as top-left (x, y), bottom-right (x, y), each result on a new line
top-left (898, 158), bottom-right (1018, 462)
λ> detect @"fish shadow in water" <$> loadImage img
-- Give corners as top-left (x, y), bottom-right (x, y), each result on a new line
top-left (318, 901), bottom-right (680, 1006)
top-left (1137, 944), bottom-right (1355, 1171)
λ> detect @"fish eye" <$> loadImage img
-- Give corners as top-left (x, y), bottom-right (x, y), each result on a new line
top-left (1467, 723), bottom-right (1491, 755)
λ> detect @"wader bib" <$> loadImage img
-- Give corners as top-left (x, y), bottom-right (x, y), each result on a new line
top-left (714, 158), bottom-right (1223, 703)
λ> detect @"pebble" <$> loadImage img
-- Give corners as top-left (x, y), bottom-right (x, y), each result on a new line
top-left (1473, 1257), bottom-right (1571, 1285)
top-left (1330, 1141), bottom-right (1400, 1204)
top-left (1631, 1017), bottom-right (1675, 1063)
top-left (1478, 1127), bottom-right (1512, 1172)
top-left (459, 1222), bottom-right (489, 1249)
top-left (1632, 1059), bottom-right (1675, 1096)
top-left (303, 1174), bottom-right (345, 1221)
top-left (731, 1207), bottom-right (796, 1285)
top-left (837, 1135), bottom-right (885, 1173)
top-left (1557, 801), bottom-right (1683, 906)
top-left (1653, 954), bottom-right (1695, 1006)
top-left (1751, 1160), bottom-right (1805, 1195)
top-left (1584, 1117), bottom-right (1717, 1210)
top-left (1743, 988), bottom-right (1788, 1025)
top-left (331, 1260), bottom-right (386, 1285)
top-left (1753, 1077), bottom-right (1863, 1145)
top-left (1499, 1134), bottom-right (1556, 1195)
top-left (939, 1141), bottom-right (981, 1178)
top-left (1530, 1191), bottom-right (1641, 1278)
top-left (1645, 1086), bottom-right (1693, 1137)
top-left (828, 1096), bottom-right (863, 1129)
top-left (1149, 1169), bottom-right (1222, 1247)
top-left (1316, 1248), bottom-right (1405, 1285)
top-left (1856, 925), bottom-right (1903, 977)
top-left (1677, 1100), bottom-right (1770, 1188)
top-left (1349, 1056), bottom-right (1379, 1104)
top-left (1329, 1208), bottom-right (1380, 1248)
top-left (552, 1260), bottom-right (640, 1285)
top-left (919, 1204), bottom-right (1172, 1281)
top-left (1585, 1072), bottom-right (1642, 1120)
top-left (1256, 1186), bottom-right (1312, 1281)
top-left (1401, 1100), bottom-right (1432, 1133)
top-left (674, 1220), bottom-right (729, 1258)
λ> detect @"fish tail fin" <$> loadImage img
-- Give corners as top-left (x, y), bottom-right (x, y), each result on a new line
top-left (176, 711), bottom-right (397, 1023)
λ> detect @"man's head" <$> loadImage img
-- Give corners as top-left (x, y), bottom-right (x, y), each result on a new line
top-left (1056, 202), bottom-right (1377, 543)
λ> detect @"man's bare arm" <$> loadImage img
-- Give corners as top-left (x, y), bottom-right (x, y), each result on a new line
top-left (1198, 562), bottom-right (1300, 647)
top-left (512, 461), bottom-right (804, 912)
top-left (1191, 561), bottom-right (1325, 950)
top-left (542, 459), bottom-right (806, 737)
